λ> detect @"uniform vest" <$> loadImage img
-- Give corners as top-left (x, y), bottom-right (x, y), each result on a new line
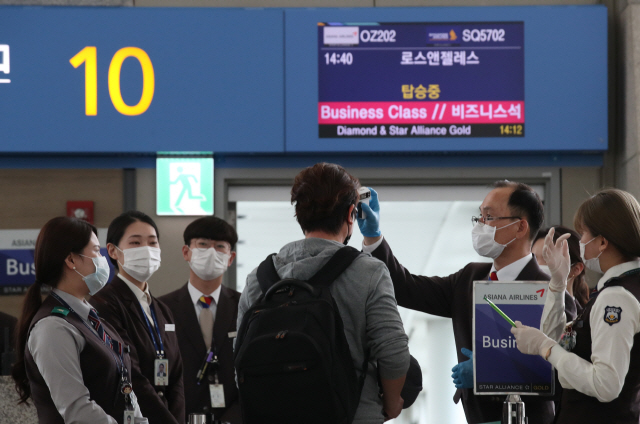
top-left (25, 295), bottom-right (132, 424)
top-left (557, 271), bottom-right (640, 424)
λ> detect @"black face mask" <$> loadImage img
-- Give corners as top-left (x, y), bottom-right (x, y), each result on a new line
top-left (343, 229), bottom-right (351, 246)
top-left (344, 206), bottom-right (356, 245)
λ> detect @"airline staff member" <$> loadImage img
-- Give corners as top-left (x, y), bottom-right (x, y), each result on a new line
top-left (12, 217), bottom-right (147, 424)
top-left (90, 211), bottom-right (185, 424)
top-left (160, 216), bottom-right (241, 423)
top-left (512, 189), bottom-right (640, 423)
top-left (357, 181), bottom-right (577, 424)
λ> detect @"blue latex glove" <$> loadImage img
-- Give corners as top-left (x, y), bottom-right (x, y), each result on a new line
top-left (451, 348), bottom-right (474, 389)
top-left (357, 187), bottom-right (382, 237)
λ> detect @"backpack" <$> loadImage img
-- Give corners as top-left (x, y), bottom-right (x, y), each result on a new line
top-left (234, 246), bottom-right (368, 424)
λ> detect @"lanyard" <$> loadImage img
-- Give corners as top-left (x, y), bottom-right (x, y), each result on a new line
top-left (50, 292), bottom-right (128, 380)
top-left (140, 302), bottom-right (165, 358)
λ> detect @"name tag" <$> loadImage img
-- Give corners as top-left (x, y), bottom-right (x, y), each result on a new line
top-left (210, 384), bottom-right (226, 408)
top-left (165, 324), bottom-right (175, 332)
top-left (228, 331), bottom-right (237, 338)
top-left (154, 359), bottom-right (169, 386)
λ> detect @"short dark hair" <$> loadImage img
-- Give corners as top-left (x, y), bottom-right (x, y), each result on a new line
top-left (183, 216), bottom-right (238, 248)
top-left (106, 211), bottom-right (160, 266)
top-left (493, 180), bottom-right (544, 241)
top-left (291, 163), bottom-right (360, 235)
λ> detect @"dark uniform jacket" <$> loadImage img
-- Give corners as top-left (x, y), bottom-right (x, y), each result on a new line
top-left (26, 295), bottom-right (133, 424)
top-left (557, 271), bottom-right (640, 424)
top-left (159, 283), bottom-right (242, 424)
top-left (90, 276), bottom-right (186, 424)
top-left (371, 238), bottom-right (576, 424)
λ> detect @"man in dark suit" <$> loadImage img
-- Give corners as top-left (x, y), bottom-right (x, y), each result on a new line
top-left (157, 363), bottom-right (167, 377)
top-left (160, 216), bottom-right (242, 424)
top-left (357, 181), bottom-right (577, 424)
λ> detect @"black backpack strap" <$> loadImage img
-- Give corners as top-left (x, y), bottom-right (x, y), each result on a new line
top-left (308, 246), bottom-right (362, 287)
top-left (256, 253), bottom-right (280, 294)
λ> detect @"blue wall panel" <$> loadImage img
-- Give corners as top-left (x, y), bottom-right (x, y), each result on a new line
top-left (0, 7), bottom-right (284, 153)
top-left (0, 6), bottom-right (607, 160)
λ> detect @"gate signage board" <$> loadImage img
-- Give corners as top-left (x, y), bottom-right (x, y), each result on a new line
top-left (473, 281), bottom-right (554, 396)
top-left (0, 229), bottom-right (112, 294)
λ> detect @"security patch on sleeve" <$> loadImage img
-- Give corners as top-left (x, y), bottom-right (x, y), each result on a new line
top-left (604, 306), bottom-right (622, 326)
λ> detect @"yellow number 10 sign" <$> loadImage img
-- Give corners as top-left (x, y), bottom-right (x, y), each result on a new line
top-left (70, 46), bottom-right (155, 116)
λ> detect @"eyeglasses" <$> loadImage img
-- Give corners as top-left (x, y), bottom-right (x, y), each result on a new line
top-left (191, 239), bottom-right (231, 253)
top-left (471, 216), bottom-right (521, 226)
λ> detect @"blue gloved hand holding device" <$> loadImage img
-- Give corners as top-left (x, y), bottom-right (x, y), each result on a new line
top-left (357, 187), bottom-right (382, 237)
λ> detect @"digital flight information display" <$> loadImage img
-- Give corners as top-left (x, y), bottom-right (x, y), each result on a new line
top-left (318, 22), bottom-right (524, 138)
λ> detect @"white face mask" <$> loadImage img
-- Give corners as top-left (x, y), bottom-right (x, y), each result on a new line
top-left (116, 246), bottom-right (161, 283)
top-left (471, 220), bottom-right (520, 259)
top-left (538, 264), bottom-right (551, 276)
top-left (75, 255), bottom-right (110, 295)
top-left (189, 248), bottom-right (230, 281)
top-left (580, 237), bottom-right (603, 274)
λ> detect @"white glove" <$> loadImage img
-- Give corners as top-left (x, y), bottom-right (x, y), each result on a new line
top-left (542, 227), bottom-right (571, 292)
top-left (510, 321), bottom-right (556, 359)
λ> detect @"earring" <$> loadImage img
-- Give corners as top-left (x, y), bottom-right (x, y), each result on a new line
top-left (73, 266), bottom-right (76, 270)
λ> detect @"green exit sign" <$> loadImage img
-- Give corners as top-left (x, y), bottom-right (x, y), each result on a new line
top-left (156, 155), bottom-right (214, 216)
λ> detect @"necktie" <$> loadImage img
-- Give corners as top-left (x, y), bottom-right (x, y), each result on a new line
top-left (489, 271), bottom-right (498, 281)
top-left (88, 308), bottom-right (113, 349)
top-left (198, 295), bottom-right (214, 350)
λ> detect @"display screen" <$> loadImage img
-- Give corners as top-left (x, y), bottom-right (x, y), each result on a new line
top-left (318, 22), bottom-right (524, 138)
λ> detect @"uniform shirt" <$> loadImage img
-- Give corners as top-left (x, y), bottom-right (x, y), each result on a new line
top-left (120, 273), bottom-right (154, 327)
top-left (489, 253), bottom-right (534, 281)
top-left (543, 260), bottom-right (640, 402)
top-left (28, 289), bottom-right (143, 424)
top-left (187, 281), bottom-right (221, 321)
top-left (363, 236), bottom-right (533, 281)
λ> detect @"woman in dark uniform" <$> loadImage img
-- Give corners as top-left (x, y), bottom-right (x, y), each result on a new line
top-left (89, 210), bottom-right (185, 424)
top-left (12, 217), bottom-right (145, 424)
top-left (512, 189), bottom-right (640, 423)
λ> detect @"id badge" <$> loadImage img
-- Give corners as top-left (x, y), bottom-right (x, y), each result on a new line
top-left (154, 358), bottom-right (169, 386)
top-left (124, 410), bottom-right (135, 424)
top-left (210, 384), bottom-right (226, 408)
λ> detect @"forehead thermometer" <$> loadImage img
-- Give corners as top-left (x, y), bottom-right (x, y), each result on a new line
top-left (484, 296), bottom-right (516, 328)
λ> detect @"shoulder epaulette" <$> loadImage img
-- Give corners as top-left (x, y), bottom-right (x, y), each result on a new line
top-left (51, 306), bottom-right (70, 317)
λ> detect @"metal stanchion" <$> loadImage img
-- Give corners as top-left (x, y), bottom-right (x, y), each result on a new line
top-left (502, 394), bottom-right (527, 424)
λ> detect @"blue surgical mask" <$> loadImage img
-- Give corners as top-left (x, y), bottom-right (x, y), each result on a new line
top-left (75, 255), bottom-right (110, 295)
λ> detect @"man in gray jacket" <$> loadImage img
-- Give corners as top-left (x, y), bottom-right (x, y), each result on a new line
top-left (237, 162), bottom-right (410, 423)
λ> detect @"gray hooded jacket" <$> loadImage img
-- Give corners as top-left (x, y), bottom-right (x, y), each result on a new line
top-left (237, 237), bottom-right (410, 424)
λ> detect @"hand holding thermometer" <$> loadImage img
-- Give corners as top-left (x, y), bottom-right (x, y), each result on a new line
top-left (484, 296), bottom-right (517, 328)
